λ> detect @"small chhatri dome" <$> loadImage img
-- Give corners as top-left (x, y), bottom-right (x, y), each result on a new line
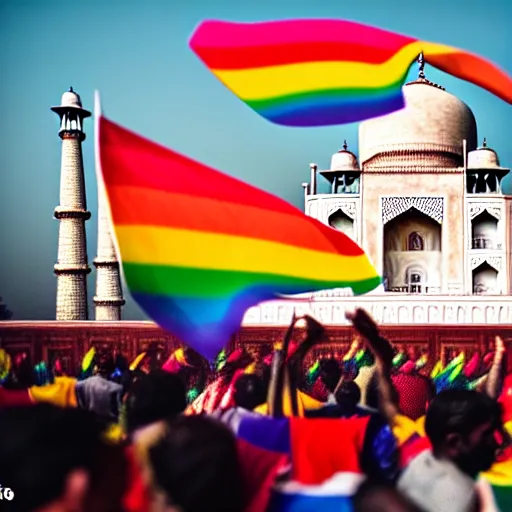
top-left (468, 137), bottom-right (501, 168)
top-left (51, 87), bottom-right (91, 118)
top-left (330, 140), bottom-right (360, 171)
top-left (60, 86), bottom-right (83, 109)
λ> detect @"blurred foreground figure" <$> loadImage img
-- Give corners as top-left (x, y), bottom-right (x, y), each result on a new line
top-left (124, 370), bottom-right (187, 438)
top-left (122, 371), bottom-right (187, 512)
top-left (398, 389), bottom-right (503, 512)
top-left (353, 480), bottom-right (424, 511)
top-left (233, 373), bottom-right (267, 411)
top-left (0, 404), bottom-right (127, 512)
top-left (147, 415), bottom-right (245, 512)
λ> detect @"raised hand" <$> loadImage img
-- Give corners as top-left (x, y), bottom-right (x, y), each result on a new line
top-left (495, 336), bottom-right (506, 355)
top-left (346, 308), bottom-right (380, 343)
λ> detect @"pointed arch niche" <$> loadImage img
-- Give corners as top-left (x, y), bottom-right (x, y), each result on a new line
top-left (472, 262), bottom-right (498, 295)
top-left (383, 207), bottom-right (441, 293)
top-left (328, 209), bottom-right (354, 240)
top-left (471, 210), bottom-right (498, 250)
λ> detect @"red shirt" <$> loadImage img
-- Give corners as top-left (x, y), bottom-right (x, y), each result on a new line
top-left (123, 445), bottom-right (151, 512)
top-left (392, 373), bottom-right (432, 421)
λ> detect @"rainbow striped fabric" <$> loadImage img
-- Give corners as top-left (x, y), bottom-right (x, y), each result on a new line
top-left (97, 114), bottom-right (380, 359)
top-left (189, 19), bottom-right (512, 127)
top-left (267, 472), bottom-right (364, 512)
top-left (485, 460), bottom-right (512, 512)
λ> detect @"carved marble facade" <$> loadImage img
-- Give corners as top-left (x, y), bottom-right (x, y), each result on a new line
top-left (381, 196), bottom-right (444, 225)
top-left (243, 296), bottom-right (512, 326)
top-left (306, 195), bottom-right (361, 244)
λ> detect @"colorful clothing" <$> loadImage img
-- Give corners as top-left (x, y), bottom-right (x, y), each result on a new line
top-left (267, 472), bottom-right (364, 512)
top-left (29, 377), bottom-right (78, 407)
top-left (306, 404), bottom-right (399, 483)
top-left (254, 391), bottom-right (324, 417)
top-left (75, 375), bottom-right (123, 420)
top-left (123, 445), bottom-right (152, 512)
top-left (0, 387), bottom-right (34, 407)
top-left (391, 373), bottom-right (432, 420)
top-left (290, 417), bottom-right (370, 485)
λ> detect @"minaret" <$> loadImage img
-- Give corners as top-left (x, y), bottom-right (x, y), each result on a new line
top-left (93, 181), bottom-right (125, 320)
top-left (51, 87), bottom-right (91, 320)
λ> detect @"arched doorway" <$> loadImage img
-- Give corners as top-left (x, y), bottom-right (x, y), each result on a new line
top-left (383, 208), bottom-right (441, 293)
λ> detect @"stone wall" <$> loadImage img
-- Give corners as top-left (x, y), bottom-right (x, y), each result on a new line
top-left (1, 321), bottom-right (511, 375)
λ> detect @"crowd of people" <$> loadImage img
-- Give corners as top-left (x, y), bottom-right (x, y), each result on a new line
top-left (0, 308), bottom-right (511, 512)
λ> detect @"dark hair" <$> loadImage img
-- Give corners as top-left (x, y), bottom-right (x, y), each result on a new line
top-left (0, 404), bottom-right (110, 512)
top-left (425, 389), bottom-right (501, 449)
top-left (96, 351), bottom-right (116, 376)
top-left (335, 381), bottom-right (361, 408)
top-left (233, 374), bottom-right (267, 410)
top-left (125, 370), bottom-right (186, 434)
top-left (320, 358), bottom-right (342, 392)
top-left (148, 415), bottom-right (245, 512)
top-left (174, 347), bottom-right (208, 395)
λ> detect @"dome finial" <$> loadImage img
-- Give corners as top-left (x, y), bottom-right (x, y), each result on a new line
top-left (69, 86), bottom-right (74, 93)
top-left (417, 52), bottom-right (425, 79)
top-left (482, 137), bottom-right (487, 148)
top-left (343, 140), bottom-right (348, 151)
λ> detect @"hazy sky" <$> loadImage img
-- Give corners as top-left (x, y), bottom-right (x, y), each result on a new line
top-left (0, 0), bottom-right (510, 321)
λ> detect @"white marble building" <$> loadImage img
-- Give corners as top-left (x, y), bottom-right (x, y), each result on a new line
top-left (243, 61), bottom-right (512, 327)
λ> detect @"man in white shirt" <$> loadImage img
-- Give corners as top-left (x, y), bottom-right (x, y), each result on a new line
top-left (398, 389), bottom-right (503, 512)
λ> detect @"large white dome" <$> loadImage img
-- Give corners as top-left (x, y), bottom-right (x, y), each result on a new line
top-left (359, 76), bottom-right (477, 167)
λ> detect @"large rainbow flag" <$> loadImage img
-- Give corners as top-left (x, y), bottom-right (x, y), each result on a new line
top-left (96, 102), bottom-right (380, 359)
top-left (189, 19), bottom-right (512, 127)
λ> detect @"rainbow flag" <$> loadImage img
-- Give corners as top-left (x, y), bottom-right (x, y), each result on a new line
top-left (217, 410), bottom-right (368, 511)
top-left (96, 105), bottom-right (380, 359)
top-left (483, 458), bottom-right (512, 510)
top-left (189, 19), bottom-right (512, 127)
top-left (267, 473), bottom-right (363, 512)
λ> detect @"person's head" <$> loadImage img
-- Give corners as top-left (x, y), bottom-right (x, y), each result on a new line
top-left (0, 404), bottom-right (127, 512)
top-left (125, 370), bottom-right (187, 435)
top-left (425, 389), bottom-right (503, 476)
top-left (335, 381), bottom-right (362, 409)
top-left (148, 415), bottom-right (245, 512)
top-left (95, 351), bottom-right (116, 378)
top-left (233, 374), bottom-right (267, 410)
top-left (320, 358), bottom-right (342, 393)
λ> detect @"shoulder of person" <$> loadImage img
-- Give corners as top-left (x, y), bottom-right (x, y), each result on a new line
top-left (401, 453), bottom-right (477, 507)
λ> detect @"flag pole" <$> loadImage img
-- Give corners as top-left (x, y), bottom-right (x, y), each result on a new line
top-left (462, 139), bottom-right (468, 294)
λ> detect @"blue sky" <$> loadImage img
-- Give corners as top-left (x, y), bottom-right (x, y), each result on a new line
top-left (0, 0), bottom-right (510, 320)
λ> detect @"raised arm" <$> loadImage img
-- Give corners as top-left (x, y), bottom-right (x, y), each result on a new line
top-left (346, 309), bottom-right (400, 423)
top-left (485, 336), bottom-right (506, 400)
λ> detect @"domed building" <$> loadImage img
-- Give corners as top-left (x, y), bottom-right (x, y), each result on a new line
top-left (245, 57), bottom-right (512, 328)
top-left (2, 75), bottom-right (512, 371)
